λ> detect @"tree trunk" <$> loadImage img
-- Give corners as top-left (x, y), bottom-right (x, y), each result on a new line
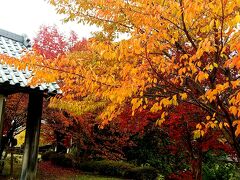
top-left (192, 156), bottom-right (202, 180)
top-left (0, 95), bottom-right (6, 160)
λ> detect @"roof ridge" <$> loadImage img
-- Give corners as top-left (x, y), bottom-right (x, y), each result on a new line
top-left (0, 28), bottom-right (24, 43)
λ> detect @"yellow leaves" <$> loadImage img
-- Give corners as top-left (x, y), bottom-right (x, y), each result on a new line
top-left (231, 79), bottom-right (240, 89)
top-left (198, 38), bottom-right (216, 54)
top-left (103, 51), bottom-right (116, 60)
top-left (49, 97), bottom-right (107, 116)
top-left (193, 130), bottom-right (205, 139)
top-left (132, 39), bottom-right (143, 55)
top-left (196, 123), bottom-right (202, 130)
top-left (206, 121), bottom-right (217, 129)
top-left (150, 102), bottom-right (162, 112)
top-left (15, 130), bottom-right (26, 146)
top-left (233, 120), bottom-right (240, 137)
top-left (229, 97), bottom-right (236, 105)
top-left (219, 122), bottom-right (223, 129)
top-left (161, 111), bottom-right (168, 119)
top-left (210, 123), bottom-right (217, 129)
top-left (232, 13), bottom-right (240, 26)
top-left (213, 62), bottom-right (218, 68)
top-left (131, 98), bottom-right (143, 113)
top-left (160, 98), bottom-right (171, 108)
top-left (170, 38), bottom-right (176, 44)
top-left (206, 116), bottom-right (211, 120)
top-left (170, 95), bottom-right (178, 106)
top-left (156, 119), bottom-right (165, 126)
top-left (205, 64), bottom-right (214, 71)
top-left (229, 49), bottom-right (240, 69)
top-left (153, 78), bottom-right (158, 84)
top-left (195, 71), bottom-right (209, 83)
top-left (9, 0), bottom-right (240, 128)
top-left (179, 92), bottom-right (187, 100)
top-left (156, 111), bottom-right (168, 126)
top-left (180, 54), bottom-right (188, 62)
top-left (204, 82), bottom-right (230, 103)
top-left (224, 122), bottom-right (230, 128)
top-left (188, 62), bottom-right (198, 75)
top-left (197, 61), bottom-right (202, 67)
top-left (201, 38), bottom-right (212, 52)
top-left (205, 89), bottom-right (217, 102)
top-left (209, 19), bottom-right (215, 30)
top-left (204, 113), bottom-right (225, 130)
top-left (204, 113), bottom-right (230, 131)
top-left (178, 67), bottom-right (187, 75)
top-left (229, 106), bottom-right (239, 116)
top-left (151, 95), bottom-right (179, 112)
top-left (172, 95), bottom-right (177, 101)
top-left (215, 82), bottom-right (229, 92)
top-left (160, 68), bottom-right (166, 73)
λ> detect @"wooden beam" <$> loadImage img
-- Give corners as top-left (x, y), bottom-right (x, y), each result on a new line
top-left (20, 93), bottom-right (43, 180)
top-left (0, 95), bottom-right (6, 152)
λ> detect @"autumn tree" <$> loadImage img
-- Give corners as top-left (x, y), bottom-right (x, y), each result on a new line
top-left (0, 93), bottom-right (29, 172)
top-left (164, 103), bottom-right (233, 179)
top-left (33, 25), bottom-right (69, 59)
top-left (41, 108), bottom-right (73, 152)
top-left (69, 37), bottom-right (88, 52)
top-left (4, 94), bottom-right (28, 133)
top-left (33, 25), bottom-right (88, 59)
top-left (43, 99), bottom-right (153, 161)
top-left (44, 0), bottom-right (240, 159)
top-left (3, 0), bottom-right (240, 169)
top-left (69, 112), bottom-right (132, 161)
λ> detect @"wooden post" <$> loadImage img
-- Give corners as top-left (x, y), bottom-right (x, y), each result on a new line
top-left (0, 95), bottom-right (6, 174)
top-left (0, 95), bottom-right (6, 153)
top-left (20, 93), bottom-right (43, 180)
top-left (10, 151), bottom-right (13, 176)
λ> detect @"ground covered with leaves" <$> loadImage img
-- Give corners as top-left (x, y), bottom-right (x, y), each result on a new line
top-left (37, 161), bottom-right (81, 179)
top-left (0, 160), bottom-right (121, 180)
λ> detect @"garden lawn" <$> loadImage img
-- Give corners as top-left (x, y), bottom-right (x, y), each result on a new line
top-left (0, 156), bottom-right (122, 180)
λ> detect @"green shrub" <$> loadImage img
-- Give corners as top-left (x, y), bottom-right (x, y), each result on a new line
top-left (125, 166), bottom-right (159, 180)
top-left (77, 160), bottom-right (136, 177)
top-left (203, 162), bottom-right (240, 180)
top-left (202, 151), bottom-right (240, 180)
top-left (41, 151), bottom-right (75, 168)
top-left (76, 161), bottom-right (99, 172)
top-left (41, 151), bottom-right (58, 161)
top-left (51, 153), bottom-right (74, 168)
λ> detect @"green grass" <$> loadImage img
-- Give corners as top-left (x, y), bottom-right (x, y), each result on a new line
top-left (0, 155), bottom-right (124, 180)
top-left (0, 154), bottom-right (22, 178)
top-left (66, 174), bottom-right (122, 180)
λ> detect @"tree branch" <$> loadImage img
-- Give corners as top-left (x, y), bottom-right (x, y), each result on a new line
top-left (179, 0), bottom-right (197, 50)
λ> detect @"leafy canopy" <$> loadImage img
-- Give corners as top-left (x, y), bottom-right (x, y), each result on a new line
top-left (3, 0), bottom-right (240, 154)
top-left (48, 0), bottom-right (240, 133)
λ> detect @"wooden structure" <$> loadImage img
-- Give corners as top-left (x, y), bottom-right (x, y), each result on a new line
top-left (0, 28), bottom-right (61, 179)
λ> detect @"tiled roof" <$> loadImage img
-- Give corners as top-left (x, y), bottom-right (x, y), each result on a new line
top-left (0, 29), bottom-right (30, 58)
top-left (0, 29), bottom-right (61, 95)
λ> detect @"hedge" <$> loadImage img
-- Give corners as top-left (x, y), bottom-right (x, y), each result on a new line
top-left (77, 160), bottom-right (160, 179)
top-left (41, 151), bottom-right (74, 168)
top-left (124, 166), bottom-right (159, 180)
top-left (41, 153), bottom-right (161, 179)
top-left (77, 160), bottom-right (135, 177)
top-left (51, 153), bottom-right (74, 168)
top-left (41, 151), bottom-right (58, 161)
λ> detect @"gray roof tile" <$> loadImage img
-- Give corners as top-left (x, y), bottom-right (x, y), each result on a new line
top-left (0, 28), bottom-right (61, 95)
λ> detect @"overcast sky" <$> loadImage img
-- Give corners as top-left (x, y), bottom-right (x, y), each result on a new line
top-left (0, 0), bottom-right (96, 40)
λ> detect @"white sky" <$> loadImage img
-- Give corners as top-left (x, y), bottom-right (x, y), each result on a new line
top-left (0, 0), bottom-right (96, 40)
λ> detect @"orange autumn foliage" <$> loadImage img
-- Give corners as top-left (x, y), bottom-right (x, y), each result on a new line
top-left (2, 0), bottom-right (240, 159)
